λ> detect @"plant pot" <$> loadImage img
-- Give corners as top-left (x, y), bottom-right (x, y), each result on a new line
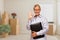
top-left (13, 16), bottom-right (15, 18)
top-left (2, 32), bottom-right (8, 38)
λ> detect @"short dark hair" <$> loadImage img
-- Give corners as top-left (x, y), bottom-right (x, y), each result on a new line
top-left (33, 4), bottom-right (41, 10)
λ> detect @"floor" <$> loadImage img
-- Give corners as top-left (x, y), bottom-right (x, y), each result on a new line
top-left (0, 33), bottom-right (60, 40)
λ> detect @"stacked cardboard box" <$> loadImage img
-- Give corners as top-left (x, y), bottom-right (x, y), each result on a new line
top-left (47, 24), bottom-right (53, 35)
top-left (2, 12), bottom-right (9, 24)
top-left (9, 18), bottom-right (20, 35)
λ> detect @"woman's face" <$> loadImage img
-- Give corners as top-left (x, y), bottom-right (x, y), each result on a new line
top-left (34, 6), bottom-right (41, 16)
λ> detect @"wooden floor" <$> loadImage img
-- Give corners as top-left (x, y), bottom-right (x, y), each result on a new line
top-left (0, 33), bottom-right (59, 40)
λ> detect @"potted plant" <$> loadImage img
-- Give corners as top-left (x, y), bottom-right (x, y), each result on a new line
top-left (0, 24), bottom-right (10, 38)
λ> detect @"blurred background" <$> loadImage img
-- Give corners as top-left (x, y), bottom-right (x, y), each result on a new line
top-left (0, 0), bottom-right (60, 40)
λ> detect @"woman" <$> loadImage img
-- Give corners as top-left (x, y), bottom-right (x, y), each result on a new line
top-left (26, 4), bottom-right (49, 40)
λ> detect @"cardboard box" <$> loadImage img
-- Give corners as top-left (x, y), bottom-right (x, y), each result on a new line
top-left (47, 24), bottom-right (53, 35)
top-left (2, 12), bottom-right (9, 24)
top-left (9, 18), bottom-right (20, 35)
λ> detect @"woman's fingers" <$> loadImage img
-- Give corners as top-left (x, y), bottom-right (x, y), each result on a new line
top-left (28, 12), bottom-right (33, 20)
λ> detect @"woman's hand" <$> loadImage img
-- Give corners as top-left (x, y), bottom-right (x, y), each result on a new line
top-left (32, 31), bottom-right (37, 37)
top-left (28, 12), bottom-right (33, 20)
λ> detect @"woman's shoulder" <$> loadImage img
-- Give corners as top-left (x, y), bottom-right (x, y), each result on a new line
top-left (39, 15), bottom-right (47, 21)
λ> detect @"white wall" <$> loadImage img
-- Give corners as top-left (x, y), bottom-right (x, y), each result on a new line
top-left (0, 0), bottom-right (4, 17)
top-left (56, 0), bottom-right (60, 35)
top-left (4, 0), bottom-right (58, 34)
